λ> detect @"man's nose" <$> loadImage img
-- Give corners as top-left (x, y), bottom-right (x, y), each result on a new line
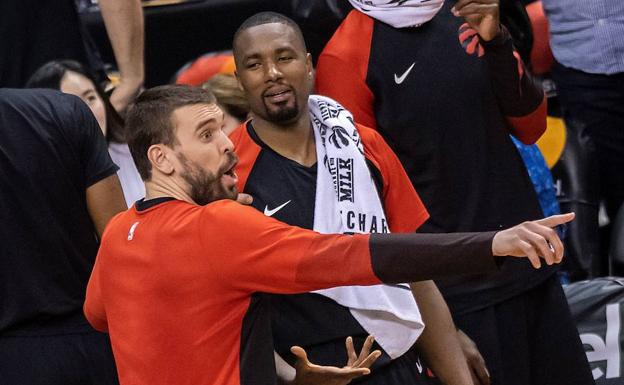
top-left (220, 130), bottom-right (235, 153)
top-left (264, 61), bottom-right (282, 81)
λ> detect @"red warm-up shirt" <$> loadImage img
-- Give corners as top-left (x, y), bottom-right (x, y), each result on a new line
top-left (84, 199), bottom-right (378, 385)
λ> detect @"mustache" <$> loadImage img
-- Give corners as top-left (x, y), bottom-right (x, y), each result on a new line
top-left (219, 152), bottom-right (239, 174)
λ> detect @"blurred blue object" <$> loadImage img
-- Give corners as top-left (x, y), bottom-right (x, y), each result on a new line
top-left (511, 136), bottom-right (561, 218)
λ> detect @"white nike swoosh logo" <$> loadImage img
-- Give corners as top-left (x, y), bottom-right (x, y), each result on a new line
top-left (264, 200), bottom-right (291, 217)
top-left (394, 62), bottom-right (416, 84)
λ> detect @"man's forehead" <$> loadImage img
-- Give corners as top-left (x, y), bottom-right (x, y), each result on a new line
top-left (172, 103), bottom-right (223, 127)
top-left (235, 22), bottom-right (304, 56)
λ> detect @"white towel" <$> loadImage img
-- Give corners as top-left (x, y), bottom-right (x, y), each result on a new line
top-left (349, 0), bottom-right (444, 28)
top-left (309, 95), bottom-right (424, 359)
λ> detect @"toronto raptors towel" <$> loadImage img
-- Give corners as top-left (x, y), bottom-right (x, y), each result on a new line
top-left (309, 95), bottom-right (424, 359)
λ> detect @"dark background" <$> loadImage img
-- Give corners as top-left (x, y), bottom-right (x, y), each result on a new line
top-left (80, 0), bottom-right (352, 87)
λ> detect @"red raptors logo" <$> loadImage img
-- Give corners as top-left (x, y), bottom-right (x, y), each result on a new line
top-left (458, 23), bottom-right (484, 57)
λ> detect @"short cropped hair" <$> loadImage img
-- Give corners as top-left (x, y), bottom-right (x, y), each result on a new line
top-left (232, 11), bottom-right (307, 60)
top-left (126, 85), bottom-right (216, 180)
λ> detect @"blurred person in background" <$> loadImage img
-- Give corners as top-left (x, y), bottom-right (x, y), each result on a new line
top-left (0, 0), bottom-right (143, 114)
top-left (0, 88), bottom-right (126, 385)
top-left (543, 0), bottom-right (624, 255)
top-left (27, 60), bottom-right (145, 207)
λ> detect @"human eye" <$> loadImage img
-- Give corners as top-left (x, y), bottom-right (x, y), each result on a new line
top-left (246, 61), bottom-right (260, 70)
top-left (200, 129), bottom-right (213, 141)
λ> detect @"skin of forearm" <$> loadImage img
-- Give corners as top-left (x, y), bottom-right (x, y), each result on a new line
top-left (275, 351), bottom-right (296, 385)
top-left (99, 0), bottom-right (145, 83)
top-left (411, 281), bottom-right (473, 385)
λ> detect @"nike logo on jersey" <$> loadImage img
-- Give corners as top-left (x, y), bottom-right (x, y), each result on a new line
top-left (415, 358), bottom-right (423, 373)
top-left (394, 62), bottom-right (415, 84)
top-left (127, 221), bottom-right (140, 241)
top-left (264, 200), bottom-right (291, 217)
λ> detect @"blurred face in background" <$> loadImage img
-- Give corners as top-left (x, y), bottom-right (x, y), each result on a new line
top-left (60, 71), bottom-right (107, 135)
top-left (220, 106), bottom-right (243, 135)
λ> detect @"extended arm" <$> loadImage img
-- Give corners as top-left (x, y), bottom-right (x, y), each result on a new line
top-left (218, 202), bottom-right (572, 294)
top-left (371, 213), bottom-right (571, 284)
top-left (99, 0), bottom-right (144, 114)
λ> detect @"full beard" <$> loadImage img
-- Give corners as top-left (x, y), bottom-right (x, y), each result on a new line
top-left (178, 152), bottom-right (238, 206)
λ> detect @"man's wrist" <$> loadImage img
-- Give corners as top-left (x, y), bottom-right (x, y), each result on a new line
top-left (479, 24), bottom-right (509, 48)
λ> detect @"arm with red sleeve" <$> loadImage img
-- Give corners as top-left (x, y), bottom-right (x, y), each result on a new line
top-left (84, 251), bottom-right (109, 333)
top-left (481, 26), bottom-right (547, 144)
top-left (316, 11), bottom-right (377, 129)
top-left (204, 201), bottom-right (497, 294)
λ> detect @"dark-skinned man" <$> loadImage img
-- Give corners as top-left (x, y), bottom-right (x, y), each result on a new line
top-left (230, 11), bottom-right (470, 385)
top-left (229, 11), bottom-right (582, 385)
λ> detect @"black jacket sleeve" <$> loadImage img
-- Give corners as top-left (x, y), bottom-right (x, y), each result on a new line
top-left (482, 26), bottom-right (544, 118)
top-left (370, 232), bottom-right (499, 283)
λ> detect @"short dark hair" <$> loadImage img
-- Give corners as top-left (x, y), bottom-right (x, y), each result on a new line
top-left (126, 85), bottom-right (216, 180)
top-left (232, 12), bottom-right (307, 62)
top-left (25, 60), bottom-right (126, 143)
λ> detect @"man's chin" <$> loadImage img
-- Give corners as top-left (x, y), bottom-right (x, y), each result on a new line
top-left (265, 105), bottom-right (299, 123)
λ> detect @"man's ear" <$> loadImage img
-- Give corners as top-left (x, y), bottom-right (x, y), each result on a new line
top-left (234, 70), bottom-right (245, 92)
top-left (147, 144), bottom-right (175, 175)
top-left (306, 53), bottom-right (313, 79)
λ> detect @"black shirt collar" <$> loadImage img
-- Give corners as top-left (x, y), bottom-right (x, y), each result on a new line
top-left (135, 197), bottom-right (177, 212)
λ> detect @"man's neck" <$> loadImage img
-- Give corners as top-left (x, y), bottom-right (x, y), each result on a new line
top-left (144, 178), bottom-right (195, 205)
top-left (251, 111), bottom-right (317, 167)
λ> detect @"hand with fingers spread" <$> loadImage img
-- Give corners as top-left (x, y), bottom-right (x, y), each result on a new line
top-left (290, 335), bottom-right (381, 385)
top-left (451, 0), bottom-right (501, 41)
top-left (492, 212), bottom-right (575, 268)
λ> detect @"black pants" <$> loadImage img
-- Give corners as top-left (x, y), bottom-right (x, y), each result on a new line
top-left (552, 62), bottom-right (624, 223)
top-left (0, 330), bottom-right (119, 385)
top-left (454, 275), bottom-right (594, 385)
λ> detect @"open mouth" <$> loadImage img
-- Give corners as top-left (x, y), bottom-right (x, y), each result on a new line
top-left (223, 166), bottom-right (236, 178)
top-left (221, 155), bottom-right (239, 186)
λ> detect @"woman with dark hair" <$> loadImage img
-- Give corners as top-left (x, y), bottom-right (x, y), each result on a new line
top-left (27, 60), bottom-right (144, 207)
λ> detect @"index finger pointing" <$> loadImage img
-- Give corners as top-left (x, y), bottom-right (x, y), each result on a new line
top-left (534, 212), bottom-right (575, 228)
